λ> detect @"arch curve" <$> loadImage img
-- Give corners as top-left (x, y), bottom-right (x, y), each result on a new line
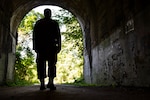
top-left (10, 0), bottom-right (87, 37)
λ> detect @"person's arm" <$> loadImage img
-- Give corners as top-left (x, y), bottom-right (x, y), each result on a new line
top-left (56, 23), bottom-right (61, 53)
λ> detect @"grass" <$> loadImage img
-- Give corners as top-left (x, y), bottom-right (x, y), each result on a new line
top-left (4, 80), bottom-right (39, 87)
top-left (2, 77), bottom-right (117, 88)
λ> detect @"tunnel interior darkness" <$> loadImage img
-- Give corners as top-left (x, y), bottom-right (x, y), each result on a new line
top-left (2, 0), bottom-right (150, 87)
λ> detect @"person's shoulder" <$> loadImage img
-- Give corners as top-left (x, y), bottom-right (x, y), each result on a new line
top-left (51, 19), bottom-right (59, 25)
top-left (35, 20), bottom-right (40, 25)
top-left (36, 18), bottom-right (45, 23)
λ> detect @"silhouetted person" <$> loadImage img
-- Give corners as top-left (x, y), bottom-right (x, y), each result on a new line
top-left (33, 8), bottom-right (61, 90)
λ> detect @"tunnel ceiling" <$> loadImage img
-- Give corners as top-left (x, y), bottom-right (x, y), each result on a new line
top-left (10, 0), bottom-right (99, 35)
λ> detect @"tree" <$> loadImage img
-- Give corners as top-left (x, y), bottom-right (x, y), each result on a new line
top-left (54, 9), bottom-right (83, 83)
top-left (15, 10), bottom-right (43, 84)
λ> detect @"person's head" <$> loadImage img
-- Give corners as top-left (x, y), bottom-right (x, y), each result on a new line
top-left (44, 8), bottom-right (51, 18)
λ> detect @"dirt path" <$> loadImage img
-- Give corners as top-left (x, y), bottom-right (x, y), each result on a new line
top-left (0, 85), bottom-right (150, 100)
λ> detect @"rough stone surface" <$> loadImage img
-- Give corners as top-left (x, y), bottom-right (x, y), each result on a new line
top-left (0, 0), bottom-right (150, 87)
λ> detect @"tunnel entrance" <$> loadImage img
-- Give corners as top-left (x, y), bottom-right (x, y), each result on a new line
top-left (16, 5), bottom-right (84, 84)
top-left (5, 0), bottom-right (93, 86)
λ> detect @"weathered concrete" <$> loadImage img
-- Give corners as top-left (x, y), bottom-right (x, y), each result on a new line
top-left (0, 0), bottom-right (150, 87)
top-left (89, 3), bottom-right (150, 87)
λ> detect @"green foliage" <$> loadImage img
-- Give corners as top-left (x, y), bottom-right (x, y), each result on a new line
top-left (15, 45), bottom-right (39, 84)
top-left (54, 9), bottom-right (83, 84)
top-left (19, 11), bottom-right (43, 34)
top-left (14, 10), bottom-right (42, 85)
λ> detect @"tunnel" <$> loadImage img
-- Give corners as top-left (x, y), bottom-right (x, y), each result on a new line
top-left (0, 0), bottom-right (150, 87)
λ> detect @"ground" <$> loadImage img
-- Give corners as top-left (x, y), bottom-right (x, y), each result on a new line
top-left (0, 85), bottom-right (150, 100)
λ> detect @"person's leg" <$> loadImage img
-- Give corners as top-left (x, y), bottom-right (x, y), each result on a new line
top-left (48, 65), bottom-right (56, 83)
top-left (39, 61), bottom-right (46, 90)
top-left (47, 66), bottom-right (56, 90)
top-left (47, 53), bottom-right (57, 90)
top-left (36, 53), bottom-right (46, 90)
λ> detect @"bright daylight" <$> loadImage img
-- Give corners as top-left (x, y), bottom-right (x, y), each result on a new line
top-left (15, 5), bottom-right (83, 86)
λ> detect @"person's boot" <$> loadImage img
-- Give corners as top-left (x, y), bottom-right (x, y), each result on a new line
top-left (47, 77), bottom-right (56, 91)
top-left (47, 83), bottom-right (56, 90)
top-left (40, 78), bottom-right (46, 90)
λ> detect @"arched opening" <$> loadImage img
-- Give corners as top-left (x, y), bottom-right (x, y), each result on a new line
top-left (8, 0), bottom-right (92, 85)
top-left (15, 5), bottom-right (84, 85)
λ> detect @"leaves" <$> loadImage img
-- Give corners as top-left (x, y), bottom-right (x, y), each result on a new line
top-left (15, 10), bottom-right (42, 84)
top-left (54, 9), bottom-right (83, 83)
top-left (19, 11), bottom-right (43, 34)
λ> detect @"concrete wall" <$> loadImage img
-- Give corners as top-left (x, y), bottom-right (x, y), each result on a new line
top-left (84, 0), bottom-right (150, 87)
top-left (0, 0), bottom-right (15, 84)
